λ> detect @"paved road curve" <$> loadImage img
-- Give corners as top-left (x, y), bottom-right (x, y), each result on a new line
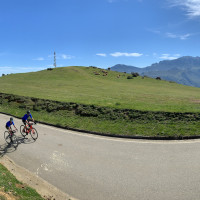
top-left (1, 113), bottom-right (200, 200)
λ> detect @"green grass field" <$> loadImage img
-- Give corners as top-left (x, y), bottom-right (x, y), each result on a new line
top-left (0, 164), bottom-right (43, 200)
top-left (0, 66), bottom-right (200, 112)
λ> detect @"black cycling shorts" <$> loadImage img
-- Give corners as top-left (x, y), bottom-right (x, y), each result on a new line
top-left (22, 119), bottom-right (26, 125)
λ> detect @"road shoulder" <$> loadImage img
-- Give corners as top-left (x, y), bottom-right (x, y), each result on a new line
top-left (0, 156), bottom-right (77, 200)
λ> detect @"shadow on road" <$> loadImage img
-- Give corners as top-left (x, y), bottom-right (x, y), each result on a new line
top-left (0, 135), bottom-right (36, 158)
top-left (0, 142), bottom-right (17, 157)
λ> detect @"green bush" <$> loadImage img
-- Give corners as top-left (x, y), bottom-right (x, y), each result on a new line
top-left (131, 72), bottom-right (140, 77)
top-left (127, 76), bottom-right (133, 79)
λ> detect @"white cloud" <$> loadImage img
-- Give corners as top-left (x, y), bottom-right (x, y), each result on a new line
top-left (0, 66), bottom-right (46, 74)
top-left (33, 57), bottom-right (45, 61)
top-left (61, 54), bottom-right (73, 59)
top-left (180, 33), bottom-right (191, 40)
top-left (171, 0), bottom-right (200, 18)
top-left (159, 53), bottom-right (181, 60)
top-left (153, 53), bottom-right (157, 57)
top-left (96, 53), bottom-right (107, 57)
top-left (174, 54), bottom-right (181, 57)
top-left (166, 32), bottom-right (191, 40)
top-left (48, 53), bottom-right (74, 60)
top-left (51, 54), bottom-right (74, 60)
top-left (110, 52), bottom-right (143, 57)
top-left (0, 66), bottom-right (12, 69)
top-left (148, 29), bottom-right (192, 40)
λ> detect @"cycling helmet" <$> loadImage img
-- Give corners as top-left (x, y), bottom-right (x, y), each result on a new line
top-left (27, 110), bottom-right (31, 114)
top-left (10, 117), bottom-right (13, 121)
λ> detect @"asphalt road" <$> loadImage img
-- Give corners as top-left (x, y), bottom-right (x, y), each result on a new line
top-left (1, 113), bottom-right (200, 200)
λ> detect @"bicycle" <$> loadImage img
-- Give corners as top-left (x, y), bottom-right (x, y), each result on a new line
top-left (20, 121), bottom-right (38, 140)
top-left (4, 129), bottom-right (18, 147)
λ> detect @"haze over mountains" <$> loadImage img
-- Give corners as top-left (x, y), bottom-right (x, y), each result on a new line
top-left (110, 56), bottom-right (200, 87)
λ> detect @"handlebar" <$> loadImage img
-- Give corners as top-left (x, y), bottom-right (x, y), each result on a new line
top-left (28, 122), bottom-right (37, 126)
top-left (11, 129), bottom-right (18, 133)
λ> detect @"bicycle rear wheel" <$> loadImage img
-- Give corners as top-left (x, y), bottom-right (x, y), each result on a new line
top-left (31, 128), bottom-right (38, 140)
top-left (20, 125), bottom-right (26, 137)
top-left (4, 131), bottom-right (11, 144)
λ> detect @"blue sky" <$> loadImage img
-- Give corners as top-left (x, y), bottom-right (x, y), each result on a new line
top-left (0, 0), bottom-right (200, 74)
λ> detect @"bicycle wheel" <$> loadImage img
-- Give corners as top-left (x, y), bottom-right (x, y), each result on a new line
top-left (20, 125), bottom-right (26, 137)
top-left (31, 128), bottom-right (38, 140)
top-left (11, 134), bottom-right (18, 148)
top-left (4, 131), bottom-right (11, 144)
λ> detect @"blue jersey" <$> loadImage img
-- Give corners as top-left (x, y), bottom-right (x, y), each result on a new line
top-left (6, 121), bottom-right (14, 127)
top-left (22, 114), bottom-right (32, 121)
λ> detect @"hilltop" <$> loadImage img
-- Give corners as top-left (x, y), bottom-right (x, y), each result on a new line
top-left (0, 66), bottom-right (200, 112)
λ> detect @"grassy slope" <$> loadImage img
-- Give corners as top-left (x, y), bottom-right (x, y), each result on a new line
top-left (0, 66), bottom-right (200, 112)
top-left (0, 164), bottom-right (43, 200)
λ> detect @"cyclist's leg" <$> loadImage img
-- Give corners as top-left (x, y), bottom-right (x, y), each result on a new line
top-left (22, 120), bottom-right (27, 131)
top-left (5, 126), bottom-right (11, 135)
top-left (6, 126), bottom-right (13, 142)
top-left (9, 127), bottom-right (12, 135)
top-left (24, 120), bottom-right (30, 135)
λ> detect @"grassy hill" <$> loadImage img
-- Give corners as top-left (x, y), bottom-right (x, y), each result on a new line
top-left (0, 66), bottom-right (200, 137)
top-left (0, 66), bottom-right (200, 112)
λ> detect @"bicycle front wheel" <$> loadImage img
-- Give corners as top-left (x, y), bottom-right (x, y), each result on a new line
top-left (31, 128), bottom-right (38, 140)
top-left (11, 134), bottom-right (18, 148)
top-left (4, 131), bottom-right (11, 144)
top-left (20, 125), bottom-right (26, 137)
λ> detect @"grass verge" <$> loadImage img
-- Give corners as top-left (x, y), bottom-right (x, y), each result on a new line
top-left (0, 163), bottom-right (43, 200)
top-left (0, 103), bottom-right (200, 137)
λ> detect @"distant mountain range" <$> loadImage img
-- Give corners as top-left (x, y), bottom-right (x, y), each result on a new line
top-left (110, 56), bottom-right (200, 87)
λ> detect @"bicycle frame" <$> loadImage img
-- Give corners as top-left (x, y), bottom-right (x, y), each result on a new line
top-left (9, 129), bottom-right (16, 136)
top-left (26, 122), bottom-right (34, 133)
top-left (28, 123), bottom-right (33, 133)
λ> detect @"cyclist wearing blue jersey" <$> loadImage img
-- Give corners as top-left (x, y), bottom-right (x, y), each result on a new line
top-left (22, 110), bottom-right (35, 128)
top-left (5, 117), bottom-right (17, 132)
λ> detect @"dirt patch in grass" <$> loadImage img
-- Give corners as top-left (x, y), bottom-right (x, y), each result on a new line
top-left (191, 99), bottom-right (200, 104)
top-left (0, 191), bottom-right (16, 200)
top-left (15, 184), bottom-right (26, 190)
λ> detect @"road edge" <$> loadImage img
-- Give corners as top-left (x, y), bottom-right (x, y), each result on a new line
top-left (0, 156), bottom-right (78, 200)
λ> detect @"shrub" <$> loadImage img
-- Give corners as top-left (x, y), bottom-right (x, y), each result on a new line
top-left (131, 72), bottom-right (139, 77)
top-left (19, 104), bottom-right (26, 109)
top-left (127, 76), bottom-right (133, 79)
top-left (33, 105), bottom-right (42, 111)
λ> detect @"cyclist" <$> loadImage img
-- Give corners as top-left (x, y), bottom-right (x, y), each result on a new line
top-left (5, 117), bottom-right (17, 133)
top-left (22, 110), bottom-right (35, 134)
